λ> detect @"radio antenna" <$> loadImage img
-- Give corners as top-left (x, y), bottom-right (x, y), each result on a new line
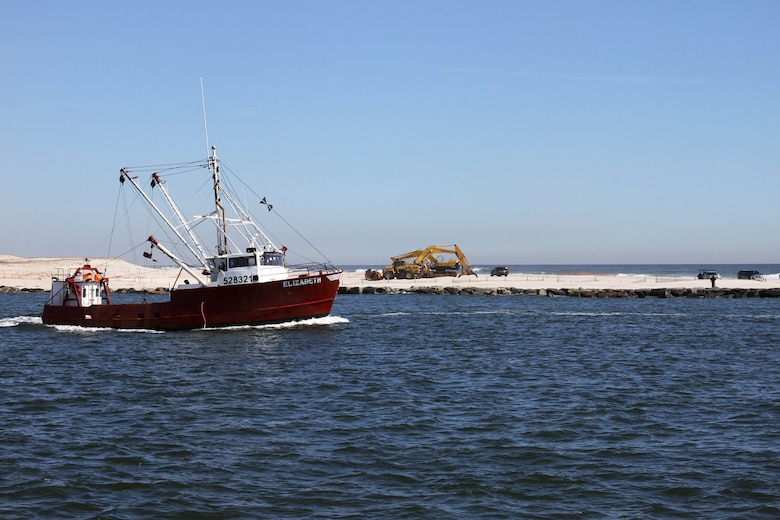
top-left (200, 76), bottom-right (209, 158)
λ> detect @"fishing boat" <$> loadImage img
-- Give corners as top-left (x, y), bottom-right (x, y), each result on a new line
top-left (42, 145), bottom-right (342, 330)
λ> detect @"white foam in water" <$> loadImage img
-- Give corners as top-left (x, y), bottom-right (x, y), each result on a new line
top-left (41, 322), bottom-right (165, 334)
top-left (0, 315), bottom-right (42, 327)
top-left (198, 315), bottom-right (350, 331)
top-left (17, 315), bottom-right (348, 333)
top-left (48, 316), bottom-right (350, 333)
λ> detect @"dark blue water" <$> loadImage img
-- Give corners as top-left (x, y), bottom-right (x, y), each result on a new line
top-left (2, 291), bottom-right (779, 518)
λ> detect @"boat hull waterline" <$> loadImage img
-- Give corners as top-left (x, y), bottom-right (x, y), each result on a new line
top-left (42, 272), bottom-right (341, 330)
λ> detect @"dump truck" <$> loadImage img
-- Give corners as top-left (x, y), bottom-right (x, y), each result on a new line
top-left (375, 244), bottom-right (477, 280)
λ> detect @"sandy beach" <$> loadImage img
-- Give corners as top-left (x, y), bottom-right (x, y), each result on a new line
top-left (339, 269), bottom-right (780, 292)
top-left (2, 254), bottom-right (778, 293)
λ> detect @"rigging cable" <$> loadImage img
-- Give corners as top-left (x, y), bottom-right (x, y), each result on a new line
top-left (219, 160), bottom-right (335, 265)
top-left (103, 182), bottom-right (124, 275)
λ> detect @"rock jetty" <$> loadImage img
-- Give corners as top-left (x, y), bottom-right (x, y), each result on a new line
top-left (339, 286), bottom-right (780, 298)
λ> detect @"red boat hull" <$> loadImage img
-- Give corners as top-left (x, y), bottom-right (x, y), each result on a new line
top-left (42, 272), bottom-right (341, 330)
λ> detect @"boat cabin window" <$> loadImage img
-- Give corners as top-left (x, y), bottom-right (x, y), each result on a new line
top-left (263, 252), bottom-right (284, 266)
top-left (228, 256), bottom-right (256, 269)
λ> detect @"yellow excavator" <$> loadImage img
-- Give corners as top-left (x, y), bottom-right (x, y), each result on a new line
top-left (369, 244), bottom-right (477, 280)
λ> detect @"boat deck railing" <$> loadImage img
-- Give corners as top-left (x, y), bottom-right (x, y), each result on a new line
top-left (286, 262), bottom-right (342, 276)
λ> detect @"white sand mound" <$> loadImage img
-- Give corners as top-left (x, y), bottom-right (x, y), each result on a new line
top-left (0, 254), bottom-right (180, 290)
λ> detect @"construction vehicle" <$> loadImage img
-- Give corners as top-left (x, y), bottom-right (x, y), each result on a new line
top-left (381, 248), bottom-right (429, 279)
top-left (377, 244), bottom-right (477, 280)
top-left (364, 268), bottom-right (384, 281)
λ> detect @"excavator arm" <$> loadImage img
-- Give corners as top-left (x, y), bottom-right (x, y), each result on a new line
top-left (452, 244), bottom-right (477, 277)
top-left (382, 244), bottom-right (477, 279)
top-left (421, 244), bottom-right (477, 277)
top-left (390, 249), bottom-right (426, 263)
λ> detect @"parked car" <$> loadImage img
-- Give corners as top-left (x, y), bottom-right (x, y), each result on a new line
top-left (737, 270), bottom-right (763, 280)
top-left (490, 266), bottom-right (509, 277)
top-left (697, 270), bottom-right (720, 280)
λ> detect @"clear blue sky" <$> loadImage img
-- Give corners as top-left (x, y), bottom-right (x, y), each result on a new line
top-left (2, 1), bottom-right (778, 265)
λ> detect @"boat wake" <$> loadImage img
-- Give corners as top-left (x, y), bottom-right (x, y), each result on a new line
top-left (0, 314), bottom-right (349, 334)
top-left (0, 316), bottom-right (42, 327)
top-left (199, 315), bottom-right (349, 331)
top-left (45, 324), bottom-right (166, 334)
top-left (275, 315), bottom-right (349, 328)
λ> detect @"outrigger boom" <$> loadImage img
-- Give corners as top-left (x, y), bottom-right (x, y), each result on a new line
top-left (147, 236), bottom-right (207, 287)
top-left (120, 167), bottom-right (212, 273)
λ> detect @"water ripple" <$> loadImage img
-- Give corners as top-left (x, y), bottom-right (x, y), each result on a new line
top-left (1, 293), bottom-right (779, 518)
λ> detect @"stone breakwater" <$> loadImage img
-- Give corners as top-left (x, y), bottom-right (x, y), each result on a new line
top-left (339, 286), bottom-right (780, 298)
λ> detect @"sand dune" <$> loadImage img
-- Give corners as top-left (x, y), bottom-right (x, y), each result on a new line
top-left (0, 255), bottom-right (181, 291)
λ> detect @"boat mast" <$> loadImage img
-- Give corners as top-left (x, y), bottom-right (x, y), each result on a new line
top-left (201, 78), bottom-right (229, 256)
top-left (218, 188), bottom-right (279, 251)
top-left (209, 146), bottom-right (229, 255)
